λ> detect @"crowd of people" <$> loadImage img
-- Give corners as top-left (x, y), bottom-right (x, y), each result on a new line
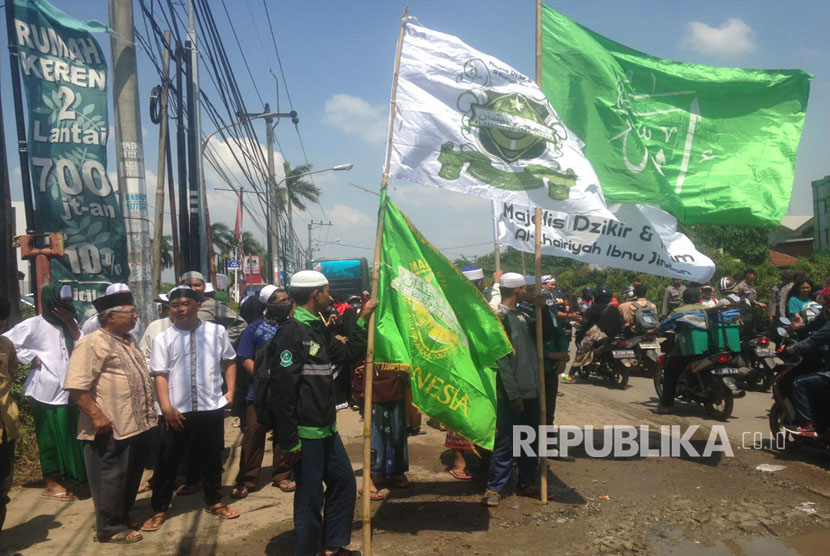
top-left (0, 263), bottom-right (829, 554)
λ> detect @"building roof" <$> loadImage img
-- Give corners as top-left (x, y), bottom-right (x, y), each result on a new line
top-left (779, 215), bottom-right (813, 232)
top-left (769, 249), bottom-right (798, 267)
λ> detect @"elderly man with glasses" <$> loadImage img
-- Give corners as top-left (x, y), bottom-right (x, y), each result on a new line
top-left (65, 288), bottom-right (158, 544)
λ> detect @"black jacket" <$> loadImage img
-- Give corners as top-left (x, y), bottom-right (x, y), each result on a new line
top-left (267, 307), bottom-right (367, 451)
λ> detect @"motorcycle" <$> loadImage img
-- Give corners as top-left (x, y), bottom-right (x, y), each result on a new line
top-left (768, 320), bottom-right (830, 450)
top-left (738, 334), bottom-right (777, 391)
top-left (625, 329), bottom-right (660, 377)
top-left (653, 349), bottom-right (744, 420)
top-left (572, 335), bottom-right (631, 388)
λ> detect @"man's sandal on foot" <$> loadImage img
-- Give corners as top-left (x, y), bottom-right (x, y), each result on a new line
top-left (41, 490), bottom-right (77, 501)
top-left (358, 487), bottom-right (386, 501)
top-left (94, 530), bottom-right (143, 544)
top-left (482, 490), bottom-right (501, 507)
top-left (275, 480), bottom-right (296, 493)
top-left (231, 486), bottom-right (248, 499)
top-left (205, 503), bottom-right (239, 519)
top-left (320, 548), bottom-right (362, 556)
top-left (141, 513), bottom-right (165, 532)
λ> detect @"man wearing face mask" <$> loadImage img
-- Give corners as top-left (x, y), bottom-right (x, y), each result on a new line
top-left (232, 285), bottom-right (295, 499)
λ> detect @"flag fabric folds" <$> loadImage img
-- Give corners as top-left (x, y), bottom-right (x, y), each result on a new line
top-left (373, 191), bottom-right (511, 449)
top-left (389, 19), bottom-right (614, 220)
top-left (540, 5), bottom-right (811, 227)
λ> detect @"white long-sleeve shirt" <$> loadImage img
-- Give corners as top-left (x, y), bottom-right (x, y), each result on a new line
top-left (3, 315), bottom-right (81, 405)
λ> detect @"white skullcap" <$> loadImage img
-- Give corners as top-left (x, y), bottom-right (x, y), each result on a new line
top-left (259, 284), bottom-right (278, 304)
top-left (499, 272), bottom-right (525, 288)
top-left (541, 275), bottom-right (555, 284)
top-left (105, 283), bottom-right (131, 295)
top-left (290, 270), bottom-right (329, 288)
top-left (205, 282), bottom-right (215, 294)
top-left (461, 265), bottom-right (484, 281)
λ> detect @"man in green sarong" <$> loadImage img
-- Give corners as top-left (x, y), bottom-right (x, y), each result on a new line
top-left (3, 283), bottom-right (86, 499)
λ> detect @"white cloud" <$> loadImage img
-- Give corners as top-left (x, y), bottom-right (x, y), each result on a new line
top-left (324, 94), bottom-right (387, 145)
top-left (681, 18), bottom-right (757, 57)
top-left (327, 204), bottom-right (373, 227)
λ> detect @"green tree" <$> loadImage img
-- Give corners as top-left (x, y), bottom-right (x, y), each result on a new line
top-left (681, 224), bottom-right (770, 267)
top-left (210, 222), bottom-right (235, 270)
top-left (160, 235), bottom-right (175, 269)
top-left (241, 231), bottom-right (265, 257)
top-left (281, 161), bottom-right (321, 266)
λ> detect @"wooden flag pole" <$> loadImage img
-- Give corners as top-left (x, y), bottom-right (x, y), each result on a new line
top-left (492, 200), bottom-right (502, 273)
top-left (535, 0), bottom-right (549, 505)
top-left (362, 8), bottom-right (408, 555)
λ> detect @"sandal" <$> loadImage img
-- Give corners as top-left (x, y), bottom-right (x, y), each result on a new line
top-left (276, 480), bottom-right (296, 493)
top-left (449, 469), bottom-right (472, 481)
top-left (95, 530), bottom-right (143, 544)
top-left (137, 481), bottom-right (152, 494)
top-left (205, 503), bottom-right (239, 519)
top-left (41, 490), bottom-right (77, 501)
top-left (386, 476), bottom-right (410, 489)
top-left (175, 483), bottom-right (199, 496)
top-left (141, 512), bottom-right (166, 532)
top-left (231, 486), bottom-right (248, 499)
top-left (358, 487), bottom-right (386, 501)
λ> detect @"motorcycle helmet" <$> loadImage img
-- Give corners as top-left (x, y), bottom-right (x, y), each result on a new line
top-left (718, 276), bottom-right (737, 293)
top-left (594, 285), bottom-right (613, 304)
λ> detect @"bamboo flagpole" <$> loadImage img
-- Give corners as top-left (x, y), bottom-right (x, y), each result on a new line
top-left (535, 0), bottom-right (549, 505)
top-left (362, 8), bottom-right (409, 555)
top-left (491, 200), bottom-right (502, 273)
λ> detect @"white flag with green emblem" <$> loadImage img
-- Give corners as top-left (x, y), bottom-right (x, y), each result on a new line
top-left (389, 19), bottom-right (613, 219)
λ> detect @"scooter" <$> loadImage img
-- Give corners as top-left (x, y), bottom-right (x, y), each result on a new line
top-left (738, 334), bottom-right (777, 391)
top-left (572, 335), bottom-right (631, 388)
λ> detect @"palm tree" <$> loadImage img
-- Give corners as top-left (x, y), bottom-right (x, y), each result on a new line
top-left (241, 231), bottom-right (265, 257)
top-left (280, 161), bottom-right (321, 266)
top-left (210, 222), bottom-right (235, 271)
top-left (160, 235), bottom-right (175, 269)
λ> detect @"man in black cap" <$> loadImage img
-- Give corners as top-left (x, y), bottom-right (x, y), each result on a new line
top-left (65, 289), bottom-right (157, 543)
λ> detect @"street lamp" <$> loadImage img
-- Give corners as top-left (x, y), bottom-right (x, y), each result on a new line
top-left (277, 164), bottom-right (353, 280)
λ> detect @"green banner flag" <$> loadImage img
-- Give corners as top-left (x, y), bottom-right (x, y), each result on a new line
top-left (373, 192), bottom-right (511, 449)
top-left (13, 0), bottom-right (128, 307)
top-left (540, 4), bottom-right (811, 227)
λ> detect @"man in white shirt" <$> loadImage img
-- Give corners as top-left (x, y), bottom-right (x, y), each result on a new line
top-left (141, 286), bottom-right (239, 532)
top-left (3, 282), bottom-right (85, 499)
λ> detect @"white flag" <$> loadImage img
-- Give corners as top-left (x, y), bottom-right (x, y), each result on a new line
top-left (390, 20), bottom-right (613, 219)
top-left (495, 201), bottom-right (716, 283)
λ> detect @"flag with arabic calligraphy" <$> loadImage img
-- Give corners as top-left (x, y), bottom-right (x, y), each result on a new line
top-left (540, 5), bottom-right (811, 227)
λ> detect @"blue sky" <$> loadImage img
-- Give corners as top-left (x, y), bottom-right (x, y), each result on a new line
top-left (3, 0), bottom-right (828, 266)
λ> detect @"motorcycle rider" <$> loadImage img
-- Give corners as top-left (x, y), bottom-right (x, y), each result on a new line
top-left (717, 277), bottom-right (759, 339)
top-left (618, 284), bottom-right (658, 334)
top-left (656, 287), bottom-right (704, 414)
top-left (563, 286), bottom-right (623, 382)
top-left (784, 303), bottom-right (830, 437)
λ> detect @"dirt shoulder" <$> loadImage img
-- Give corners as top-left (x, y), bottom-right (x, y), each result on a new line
top-left (3, 376), bottom-right (830, 555)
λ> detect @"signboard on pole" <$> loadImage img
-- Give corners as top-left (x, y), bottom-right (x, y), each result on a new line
top-left (226, 260), bottom-right (240, 270)
top-left (12, 0), bottom-right (128, 307)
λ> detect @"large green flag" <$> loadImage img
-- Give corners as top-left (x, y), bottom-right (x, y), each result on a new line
top-left (540, 4), bottom-right (811, 227)
top-left (373, 192), bottom-right (511, 449)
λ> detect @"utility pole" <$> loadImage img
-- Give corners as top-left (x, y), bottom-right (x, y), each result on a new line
top-left (152, 31), bottom-right (172, 299)
top-left (264, 106), bottom-right (280, 285)
top-left (109, 0), bottom-right (154, 334)
top-left (237, 104), bottom-right (298, 285)
top-left (5, 0), bottom-right (36, 300)
top-left (187, 0), bottom-right (209, 278)
top-left (307, 220), bottom-right (332, 268)
top-left (174, 40), bottom-right (189, 272)
top-left (0, 73), bottom-right (22, 324)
